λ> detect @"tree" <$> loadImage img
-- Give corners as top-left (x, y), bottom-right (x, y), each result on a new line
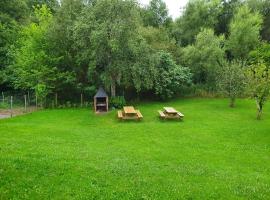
top-left (153, 51), bottom-right (192, 100)
top-left (182, 28), bottom-right (225, 89)
top-left (48, 0), bottom-right (85, 91)
top-left (215, 0), bottom-right (242, 37)
top-left (249, 42), bottom-right (270, 67)
top-left (141, 0), bottom-right (172, 28)
top-left (139, 26), bottom-right (176, 54)
top-left (247, 0), bottom-right (270, 42)
top-left (87, 0), bottom-right (143, 97)
top-left (0, 0), bottom-right (29, 85)
top-left (227, 5), bottom-right (263, 61)
top-left (26, 0), bottom-right (59, 13)
top-left (218, 61), bottom-right (246, 107)
top-left (173, 0), bottom-right (222, 46)
top-left (9, 5), bottom-right (72, 105)
top-left (246, 61), bottom-right (270, 120)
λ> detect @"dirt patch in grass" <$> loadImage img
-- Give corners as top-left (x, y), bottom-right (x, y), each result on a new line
top-left (0, 106), bottom-right (38, 119)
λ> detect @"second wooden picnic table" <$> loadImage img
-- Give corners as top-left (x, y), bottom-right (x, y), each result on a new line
top-left (118, 106), bottom-right (143, 120)
top-left (158, 107), bottom-right (184, 120)
top-left (164, 107), bottom-right (178, 114)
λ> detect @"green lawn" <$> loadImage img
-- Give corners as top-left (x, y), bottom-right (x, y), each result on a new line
top-left (0, 98), bottom-right (270, 199)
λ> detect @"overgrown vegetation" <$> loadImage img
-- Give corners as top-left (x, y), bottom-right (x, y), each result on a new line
top-left (1, 0), bottom-right (270, 118)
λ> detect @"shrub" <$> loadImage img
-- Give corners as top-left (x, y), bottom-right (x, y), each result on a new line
top-left (110, 96), bottom-right (126, 109)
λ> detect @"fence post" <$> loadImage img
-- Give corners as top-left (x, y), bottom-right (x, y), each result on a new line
top-left (81, 93), bottom-right (83, 107)
top-left (27, 91), bottom-right (30, 106)
top-left (10, 96), bottom-right (13, 118)
top-left (35, 94), bottom-right (38, 109)
top-left (2, 92), bottom-right (4, 104)
top-left (24, 95), bottom-right (27, 112)
top-left (55, 93), bottom-right (58, 108)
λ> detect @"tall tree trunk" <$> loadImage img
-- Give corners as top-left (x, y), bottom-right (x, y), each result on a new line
top-left (229, 97), bottom-right (236, 108)
top-left (256, 98), bottom-right (263, 120)
top-left (111, 80), bottom-right (116, 97)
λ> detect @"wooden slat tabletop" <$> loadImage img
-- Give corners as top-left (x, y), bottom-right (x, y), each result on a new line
top-left (164, 107), bottom-right (178, 114)
top-left (123, 106), bottom-right (136, 114)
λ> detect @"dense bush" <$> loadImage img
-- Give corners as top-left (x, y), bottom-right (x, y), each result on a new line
top-left (153, 51), bottom-right (192, 100)
top-left (110, 96), bottom-right (126, 109)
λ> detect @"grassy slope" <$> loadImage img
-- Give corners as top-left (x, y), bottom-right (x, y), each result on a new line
top-left (0, 98), bottom-right (269, 199)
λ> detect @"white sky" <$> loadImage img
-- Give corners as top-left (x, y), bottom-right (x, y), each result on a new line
top-left (138, 0), bottom-right (189, 19)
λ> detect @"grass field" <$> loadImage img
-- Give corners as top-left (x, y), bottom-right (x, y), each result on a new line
top-left (0, 98), bottom-right (270, 199)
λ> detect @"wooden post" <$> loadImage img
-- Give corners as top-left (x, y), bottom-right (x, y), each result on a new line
top-left (35, 94), bottom-right (38, 109)
top-left (55, 93), bottom-right (58, 108)
top-left (24, 95), bottom-right (27, 112)
top-left (27, 91), bottom-right (30, 106)
top-left (106, 97), bottom-right (108, 111)
top-left (94, 98), bottom-right (96, 112)
top-left (81, 93), bottom-right (83, 107)
top-left (2, 92), bottom-right (4, 104)
top-left (10, 96), bottom-right (13, 118)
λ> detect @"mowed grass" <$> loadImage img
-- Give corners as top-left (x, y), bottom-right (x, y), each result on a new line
top-left (0, 98), bottom-right (270, 199)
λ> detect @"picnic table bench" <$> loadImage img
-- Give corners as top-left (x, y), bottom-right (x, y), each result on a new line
top-left (118, 106), bottom-right (143, 121)
top-left (158, 107), bottom-right (184, 120)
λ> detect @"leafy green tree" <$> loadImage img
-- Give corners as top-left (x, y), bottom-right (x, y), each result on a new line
top-left (9, 5), bottom-right (72, 103)
top-left (218, 61), bottom-right (246, 107)
top-left (182, 28), bottom-right (225, 89)
top-left (86, 0), bottom-right (143, 97)
top-left (215, 0), bottom-right (242, 36)
top-left (227, 5), bottom-right (263, 61)
top-left (247, 0), bottom-right (270, 41)
top-left (141, 0), bottom-right (172, 28)
top-left (27, 0), bottom-right (59, 13)
top-left (48, 0), bottom-right (85, 89)
top-left (246, 61), bottom-right (270, 120)
top-left (0, 0), bottom-right (29, 85)
top-left (249, 42), bottom-right (270, 66)
top-left (124, 37), bottom-right (156, 93)
top-left (173, 0), bottom-right (222, 46)
top-left (153, 51), bottom-right (192, 100)
top-left (139, 26), bottom-right (176, 54)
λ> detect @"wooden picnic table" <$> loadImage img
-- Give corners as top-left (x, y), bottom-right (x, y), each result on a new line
top-left (158, 107), bottom-right (184, 120)
top-left (123, 106), bottom-right (136, 114)
top-left (118, 106), bottom-right (143, 121)
top-left (164, 107), bottom-right (178, 114)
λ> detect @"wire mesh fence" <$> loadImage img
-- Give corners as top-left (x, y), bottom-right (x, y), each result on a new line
top-left (0, 91), bottom-right (94, 119)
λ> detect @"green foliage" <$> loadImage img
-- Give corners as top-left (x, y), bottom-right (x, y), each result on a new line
top-left (110, 96), bottom-right (126, 109)
top-left (0, 0), bottom-right (29, 84)
top-left (1, 0), bottom-right (270, 104)
top-left (35, 83), bottom-right (48, 106)
top-left (48, 0), bottom-right (85, 89)
top-left (182, 28), bottom-right (225, 89)
top-left (247, 0), bottom-right (270, 41)
top-left (153, 51), bottom-right (192, 100)
top-left (9, 5), bottom-right (74, 98)
top-left (246, 61), bottom-right (270, 119)
top-left (141, 0), bottom-right (172, 28)
top-left (85, 0), bottom-right (146, 96)
top-left (139, 26), bottom-right (176, 54)
top-left (227, 5), bottom-right (263, 60)
top-left (10, 5), bottom-right (55, 90)
top-left (215, 0), bottom-right (242, 36)
top-left (173, 0), bottom-right (222, 46)
top-left (249, 42), bottom-right (270, 66)
top-left (218, 60), bottom-right (246, 107)
top-left (26, 0), bottom-right (59, 13)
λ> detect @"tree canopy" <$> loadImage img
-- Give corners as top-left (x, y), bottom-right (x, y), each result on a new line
top-left (0, 0), bottom-right (269, 111)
